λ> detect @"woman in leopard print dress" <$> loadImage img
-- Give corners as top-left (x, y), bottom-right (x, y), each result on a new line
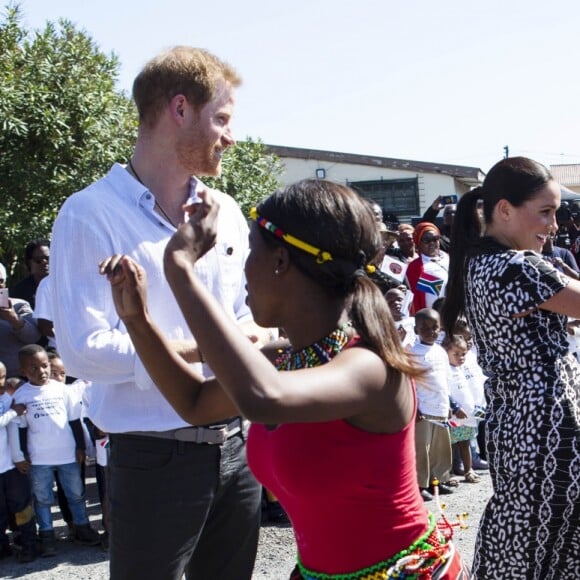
top-left (443, 157), bottom-right (580, 579)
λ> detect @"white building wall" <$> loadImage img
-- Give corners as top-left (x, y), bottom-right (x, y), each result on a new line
top-left (277, 157), bottom-right (466, 217)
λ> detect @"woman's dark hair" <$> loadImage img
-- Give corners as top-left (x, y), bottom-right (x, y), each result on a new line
top-left (256, 179), bottom-right (420, 377)
top-left (442, 157), bottom-right (552, 334)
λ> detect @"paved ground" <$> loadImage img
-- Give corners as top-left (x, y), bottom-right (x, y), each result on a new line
top-left (0, 466), bottom-right (492, 579)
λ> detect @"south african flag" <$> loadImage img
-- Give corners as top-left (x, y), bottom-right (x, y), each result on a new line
top-left (416, 272), bottom-right (444, 296)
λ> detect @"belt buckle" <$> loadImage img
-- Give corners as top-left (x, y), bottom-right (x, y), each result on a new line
top-left (173, 420), bottom-right (239, 445)
top-left (172, 426), bottom-right (227, 444)
top-left (204, 425), bottom-right (228, 444)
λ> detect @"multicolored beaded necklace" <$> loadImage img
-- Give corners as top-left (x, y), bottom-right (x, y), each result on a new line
top-left (275, 324), bottom-right (351, 371)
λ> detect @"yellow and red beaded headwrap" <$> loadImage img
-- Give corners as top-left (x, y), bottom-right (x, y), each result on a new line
top-left (249, 207), bottom-right (333, 264)
top-left (249, 207), bottom-right (377, 275)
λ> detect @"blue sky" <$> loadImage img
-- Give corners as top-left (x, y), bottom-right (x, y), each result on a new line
top-left (15, 0), bottom-right (580, 173)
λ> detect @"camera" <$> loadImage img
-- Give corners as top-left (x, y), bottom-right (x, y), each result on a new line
top-left (441, 194), bottom-right (458, 205)
top-left (0, 288), bottom-right (9, 309)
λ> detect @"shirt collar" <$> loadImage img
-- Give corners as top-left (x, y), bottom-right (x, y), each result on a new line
top-left (110, 162), bottom-right (203, 209)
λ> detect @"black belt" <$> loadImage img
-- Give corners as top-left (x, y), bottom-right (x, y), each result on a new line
top-left (124, 417), bottom-right (243, 445)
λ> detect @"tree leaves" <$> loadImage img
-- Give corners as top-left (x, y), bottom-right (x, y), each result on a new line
top-left (0, 5), bottom-right (282, 278)
top-left (0, 5), bottom-right (136, 274)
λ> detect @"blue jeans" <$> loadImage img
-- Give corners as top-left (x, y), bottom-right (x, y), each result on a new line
top-left (29, 462), bottom-right (89, 532)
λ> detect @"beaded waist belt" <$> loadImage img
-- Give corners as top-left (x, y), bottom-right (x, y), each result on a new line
top-left (294, 513), bottom-right (455, 580)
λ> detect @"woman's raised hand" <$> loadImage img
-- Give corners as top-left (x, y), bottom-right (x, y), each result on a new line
top-left (164, 187), bottom-right (220, 271)
top-left (99, 254), bottom-right (149, 322)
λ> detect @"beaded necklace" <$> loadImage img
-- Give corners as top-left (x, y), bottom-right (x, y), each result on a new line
top-left (275, 325), bottom-right (351, 371)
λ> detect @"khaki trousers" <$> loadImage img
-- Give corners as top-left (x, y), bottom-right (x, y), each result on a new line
top-left (415, 417), bottom-right (452, 488)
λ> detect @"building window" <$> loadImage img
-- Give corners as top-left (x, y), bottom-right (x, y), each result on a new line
top-left (350, 178), bottom-right (419, 218)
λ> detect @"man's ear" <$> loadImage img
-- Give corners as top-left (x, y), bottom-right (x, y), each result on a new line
top-left (169, 94), bottom-right (189, 124)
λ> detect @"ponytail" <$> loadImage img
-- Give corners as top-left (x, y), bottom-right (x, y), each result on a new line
top-left (349, 276), bottom-right (422, 378)
top-left (441, 187), bottom-right (483, 335)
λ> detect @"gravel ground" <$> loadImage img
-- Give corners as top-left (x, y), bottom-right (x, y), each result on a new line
top-left (1, 466), bottom-right (492, 579)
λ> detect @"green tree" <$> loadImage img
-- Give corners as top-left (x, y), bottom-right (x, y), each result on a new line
top-left (0, 4), bottom-right (284, 277)
top-left (205, 138), bottom-right (284, 218)
top-left (0, 4), bottom-right (137, 274)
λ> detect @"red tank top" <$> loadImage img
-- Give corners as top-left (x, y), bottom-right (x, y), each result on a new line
top-left (247, 378), bottom-right (427, 574)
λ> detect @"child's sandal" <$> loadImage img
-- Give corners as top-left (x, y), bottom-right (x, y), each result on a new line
top-left (464, 469), bottom-right (481, 483)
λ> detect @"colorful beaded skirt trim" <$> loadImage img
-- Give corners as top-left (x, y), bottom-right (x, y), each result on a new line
top-left (293, 513), bottom-right (459, 580)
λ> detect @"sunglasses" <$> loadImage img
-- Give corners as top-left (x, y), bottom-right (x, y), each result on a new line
top-left (32, 256), bottom-right (49, 264)
top-left (421, 235), bottom-right (440, 244)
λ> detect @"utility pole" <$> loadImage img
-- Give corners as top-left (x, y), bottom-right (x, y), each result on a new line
top-left (503, 145), bottom-right (509, 159)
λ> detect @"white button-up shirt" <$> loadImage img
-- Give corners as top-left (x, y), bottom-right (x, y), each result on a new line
top-left (50, 163), bottom-right (252, 432)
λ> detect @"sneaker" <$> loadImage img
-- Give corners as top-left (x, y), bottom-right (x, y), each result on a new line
top-left (74, 524), bottom-right (101, 546)
top-left (37, 530), bottom-right (57, 557)
top-left (18, 545), bottom-right (36, 563)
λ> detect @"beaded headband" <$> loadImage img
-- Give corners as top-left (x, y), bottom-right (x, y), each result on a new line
top-left (249, 208), bottom-right (377, 275)
top-left (249, 207), bottom-right (333, 264)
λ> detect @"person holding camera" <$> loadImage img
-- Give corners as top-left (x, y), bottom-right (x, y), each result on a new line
top-left (421, 195), bottom-right (457, 253)
top-left (0, 263), bottom-right (41, 378)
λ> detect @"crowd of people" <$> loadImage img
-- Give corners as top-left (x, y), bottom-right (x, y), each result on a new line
top-left (0, 45), bottom-right (578, 580)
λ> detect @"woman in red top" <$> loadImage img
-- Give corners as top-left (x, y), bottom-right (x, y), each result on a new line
top-left (101, 180), bottom-right (468, 579)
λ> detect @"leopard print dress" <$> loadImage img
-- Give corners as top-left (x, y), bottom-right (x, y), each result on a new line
top-left (465, 243), bottom-right (580, 579)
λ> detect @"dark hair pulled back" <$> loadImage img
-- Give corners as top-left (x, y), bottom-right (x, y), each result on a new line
top-left (257, 180), bottom-right (420, 377)
top-left (442, 157), bottom-right (553, 334)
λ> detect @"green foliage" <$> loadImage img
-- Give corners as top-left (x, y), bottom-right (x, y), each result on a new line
top-left (0, 4), bottom-right (137, 273)
top-left (205, 138), bottom-right (284, 218)
top-left (0, 5), bottom-right (283, 276)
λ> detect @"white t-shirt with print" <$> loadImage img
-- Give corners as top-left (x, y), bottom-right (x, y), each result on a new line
top-left (448, 365), bottom-right (479, 426)
top-left (13, 379), bottom-right (81, 465)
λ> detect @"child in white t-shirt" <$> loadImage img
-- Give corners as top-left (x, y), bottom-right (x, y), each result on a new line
top-left (0, 360), bottom-right (36, 562)
top-left (408, 308), bottom-right (454, 500)
top-left (47, 352), bottom-right (96, 540)
top-left (442, 334), bottom-right (482, 484)
top-left (11, 345), bottom-right (100, 555)
top-left (453, 319), bottom-right (489, 471)
top-left (385, 288), bottom-right (416, 348)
